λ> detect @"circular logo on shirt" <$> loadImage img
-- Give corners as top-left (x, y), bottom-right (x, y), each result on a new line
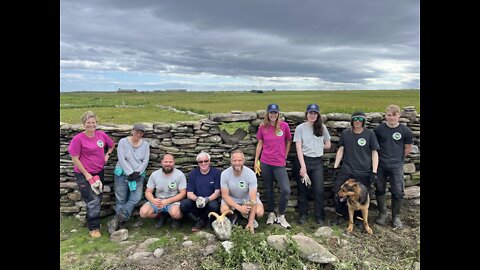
top-left (392, 132), bottom-right (402, 140)
top-left (238, 181), bottom-right (246, 188)
top-left (276, 130), bottom-right (284, 137)
top-left (168, 181), bottom-right (177, 189)
top-left (357, 138), bottom-right (366, 146)
top-left (97, 140), bottom-right (104, 147)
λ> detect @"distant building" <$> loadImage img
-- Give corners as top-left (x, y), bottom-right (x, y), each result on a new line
top-left (117, 88), bottom-right (138, 93)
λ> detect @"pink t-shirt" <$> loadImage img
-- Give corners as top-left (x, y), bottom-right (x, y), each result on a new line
top-left (256, 121), bottom-right (292, 166)
top-left (68, 130), bottom-right (115, 174)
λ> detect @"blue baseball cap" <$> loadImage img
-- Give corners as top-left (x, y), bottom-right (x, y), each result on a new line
top-left (306, 103), bottom-right (320, 113)
top-left (266, 103), bottom-right (280, 112)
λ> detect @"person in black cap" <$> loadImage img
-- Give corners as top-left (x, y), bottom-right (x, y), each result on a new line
top-left (292, 103), bottom-right (331, 226)
top-left (332, 111), bottom-right (380, 226)
top-left (108, 123), bottom-right (150, 233)
top-left (254, 103), bottom-right (293, 228)
top-left (373, 105), bottom-right (413, 228)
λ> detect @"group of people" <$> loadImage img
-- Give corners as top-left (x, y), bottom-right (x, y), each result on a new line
top-left (69, 103), bottom-right (413, 238)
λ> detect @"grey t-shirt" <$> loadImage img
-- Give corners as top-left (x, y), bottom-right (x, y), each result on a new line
top-left (293, 122), bottom-right (331, 157)
top-left (220, 166), bottom-right (258, 204)
top-left (147, 168), bottom-right (187, 199)
top-left (115, 137), bottom-right (150, 175)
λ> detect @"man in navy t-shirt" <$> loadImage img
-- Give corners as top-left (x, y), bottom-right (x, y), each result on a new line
top-left (180, 152), bottom-right (221, 232)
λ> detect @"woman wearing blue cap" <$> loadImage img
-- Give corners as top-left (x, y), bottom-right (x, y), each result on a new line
top-left (254, 103), bottom-right (293, 228)
top-left (292, 104), bottom-right (331, 226)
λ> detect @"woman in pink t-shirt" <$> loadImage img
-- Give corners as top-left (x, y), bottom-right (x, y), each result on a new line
top-left (254, 103), bottom-right (292, 228)
top-left (68, 111), bottom-right (115, 238)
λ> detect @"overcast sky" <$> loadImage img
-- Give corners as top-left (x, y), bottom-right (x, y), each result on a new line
top-left (60, 0), bottom-right (419, 92)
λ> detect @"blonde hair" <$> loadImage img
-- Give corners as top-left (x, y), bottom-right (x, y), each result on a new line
top-left (80, 111), bottom-right (97, 124)
top-left (385, 104), bottom-right (401, 115)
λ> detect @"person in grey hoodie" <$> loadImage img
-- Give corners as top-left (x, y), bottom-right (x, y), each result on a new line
top-left (107, 124), bottom-right (150, 233)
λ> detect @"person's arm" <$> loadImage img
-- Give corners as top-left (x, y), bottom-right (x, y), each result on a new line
top-left (404, 144), bottom-right (413, 158)
top-left (254, 140), bottom-right (263, 172)
top-left (117, 140), bottom-right (134, 175)
top-left (71, 156), bottom-right (93, 180)
top-left (295, 141), bottom-right (307, 177)
top-left (285, 140), bottom-right (292, 157)
top-left (323, 139), bottom-right (331, 150)
top-left (164, 189), bottom-right (187, 204)
top-left (247, 188), bottom-right (257, 226)
top-left (334, 146), bottom-right (344, 168)
top-left (144, 187), bottom-right (157, 204)
top-left (221, 187), bottom-right (243, 212)
top-left (136, 142), bottom-right (150, 173)
top-left (187, 191), bottom-right (198, 201)
top-left (208, 189), bottom-right (221, 201)
top-left (372, 150), bottom-right (379, 173)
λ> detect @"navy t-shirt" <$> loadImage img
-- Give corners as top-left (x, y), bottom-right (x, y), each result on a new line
top-left (374, 122), bottom-right (413, 169)
top-left (339, 128), bottom-right (380, 176)
top-left (187, 167), bottom-right (221, 197)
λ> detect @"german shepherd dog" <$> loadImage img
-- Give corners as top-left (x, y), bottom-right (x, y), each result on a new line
top-left (337, 179), bottom-right (373, 234)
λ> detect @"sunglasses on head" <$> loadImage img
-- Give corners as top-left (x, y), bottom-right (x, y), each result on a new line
top-left (352, 117), bottom-right (364, 121)
top-left (198, 160), bottom-right (209, 164)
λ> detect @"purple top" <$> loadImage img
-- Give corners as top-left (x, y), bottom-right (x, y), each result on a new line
top-left (68, 130), bottom-right (115, 174)
top-left (256, 121), bottom-right (292, 166)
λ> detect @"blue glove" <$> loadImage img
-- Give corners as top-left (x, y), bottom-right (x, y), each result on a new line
top-left (128, 180), bottom-right (137, 191)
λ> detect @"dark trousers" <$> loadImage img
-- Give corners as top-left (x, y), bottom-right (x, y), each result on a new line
top-left (180, 198), bottom-right (220, 221)
top-left (260, 162), bottom-right (291, 215)
top-left (74, 170), bottom-right (104, 231)
top-left (375, 166), bottom-right (405, 200)
top-left (293, 155), bottom-right (325, 220)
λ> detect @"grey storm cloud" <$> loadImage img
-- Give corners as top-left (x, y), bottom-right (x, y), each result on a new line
top-left (60, 0), bottom-right (419, 89)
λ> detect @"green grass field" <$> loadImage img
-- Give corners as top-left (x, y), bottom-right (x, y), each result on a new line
top-left (60, 90), bottom-right (420, 124)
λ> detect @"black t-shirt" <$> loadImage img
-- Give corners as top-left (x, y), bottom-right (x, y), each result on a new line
top-left (339, 128), bottom-right (380, 176)
top-left (373, 122), bottom-right (414, 169)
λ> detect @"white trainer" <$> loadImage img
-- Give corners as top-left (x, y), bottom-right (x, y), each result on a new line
top-left (266, 212), bottom-right (277, 225)
top-left (276, 214), bottom-right (291, 229)
top-left (253, 219), bottom-right (259, 228)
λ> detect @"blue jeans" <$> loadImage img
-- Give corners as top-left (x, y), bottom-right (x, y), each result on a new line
top-left (260, 162), bottom-right (291, 215)
top-left (75, 170), bottom-right (104, 230)
top-left (114, 174), bottom-right (144, 220)
top-left (375, 166), bottom-right (404, 200)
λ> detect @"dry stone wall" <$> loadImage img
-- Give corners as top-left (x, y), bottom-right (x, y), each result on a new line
top-left (60, 107), bottom-right (420, 223)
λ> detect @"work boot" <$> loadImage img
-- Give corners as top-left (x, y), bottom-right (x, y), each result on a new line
top-left (191, 218), bottom-right (205, 232)
top-left (391, 199), bottom-right (403, 228)
top-left (89, 229), bottom-right (101, 238)
top-left (266, 212), bottom-right (277, 225)
top-left (332, 214), bottom-right (345, 225)
top-left (316, 217), bottom-right (325, 227)
top-left (375, 195), bottom-right (388, 226)
top-left (154, 214), bottom-right (166, 228)
top-left (298, 214), bottom-right (307, 225)
top-left (171, 219), bottom-right (180, 229)
top-left (107, 214), bottom-right (120, 234)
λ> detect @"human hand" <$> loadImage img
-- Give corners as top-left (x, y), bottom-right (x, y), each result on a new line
top-left (196, 196), bottom-right (206, 208)
top-left (254, 160), bottom-right (261, 176)
top-left (371, 172), bottom-right (379, 187)
top-left (245, 223), bottom-right (255, 234)
top-left (128, 171), bottom-right (140, 180)
top-left (238, 204), bottom-right (251, 217)
top-left (87, 175), bottom-right (103, 195)
top-left (301, 173), bottom-right (312, 186)
top-left (299, 166), bottom-right (307, 178)
top-left (332, 167), bottom-right (339, 180)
